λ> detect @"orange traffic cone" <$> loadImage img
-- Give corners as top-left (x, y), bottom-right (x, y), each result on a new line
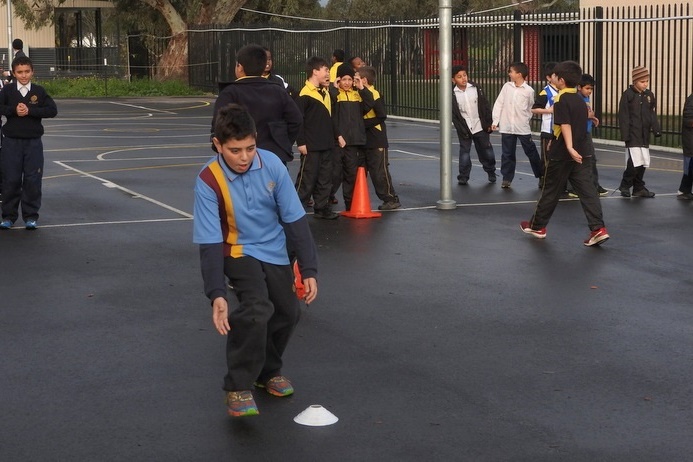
top-left (340, 166), bottom-right (382, 219)
top-left (293, 260), bottom-right (306, 300)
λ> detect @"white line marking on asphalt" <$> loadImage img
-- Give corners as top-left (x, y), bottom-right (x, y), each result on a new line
top-left (391, 149), bottom-right (538, 177)
top-left (95, 146), bottom-right (210, 161)
top-left (109, 101), bottom-right (177, 115)
top-left (30, 218), bottom-right (192, 229)
top-left (54, 161), bottom-right (194, 219)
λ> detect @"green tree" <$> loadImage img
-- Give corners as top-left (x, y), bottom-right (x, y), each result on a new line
top-left (9, 0), bottom-right (251, 80)
top-left (236, 0), bottom-right (323, 23)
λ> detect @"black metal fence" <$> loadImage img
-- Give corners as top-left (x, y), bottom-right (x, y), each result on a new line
top-left (188, 4), bottom-right (693, 148)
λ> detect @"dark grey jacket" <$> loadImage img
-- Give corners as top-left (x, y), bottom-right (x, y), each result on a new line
top-left (451, 81), bottom-right (493, 140)
top-left (681, 93), bottom-right (693, 157)
top-left (618, 86), bottom-right (661, 148)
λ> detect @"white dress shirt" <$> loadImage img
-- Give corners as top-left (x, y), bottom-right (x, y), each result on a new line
top-left (454, 84), bottom-right (482, 134)
top-left (18, 81), bottom-right (31, 97)
top-left (492, 81), bottom-right (536, 135)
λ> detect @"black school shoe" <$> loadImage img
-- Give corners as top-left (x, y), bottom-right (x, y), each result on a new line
top-left (632, 189), bottom-right (655, 198)
top-left (313, 208), bottom-right (339, 219)
top-left (378, 201), bottom-right (401, 211)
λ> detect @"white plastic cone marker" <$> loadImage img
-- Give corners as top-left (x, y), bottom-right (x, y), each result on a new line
top-left (293, 404), bottom-right (339, 426)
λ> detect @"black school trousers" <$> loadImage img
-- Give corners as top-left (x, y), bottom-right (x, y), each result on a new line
top-left (1, 137), bottom-right (43, 222)
top-left (529, 155), bottom-right (605, 231)
top-left (222, 255), bottom-right (300, 392)
top-left (295, 149), bottom-right (333, 212)
top-left (363, 147), bottom-right (398, 203)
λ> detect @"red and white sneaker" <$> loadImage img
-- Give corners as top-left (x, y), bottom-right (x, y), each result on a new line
top-left (520, 221), bottom-right (547, 239)
top-left (584, 227), bottom-right (610, 246)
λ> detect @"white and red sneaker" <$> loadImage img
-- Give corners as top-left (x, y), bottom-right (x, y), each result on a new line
top-left (520, 221), bottom-right (547, 239)
top-left (584, 227), bottom-right (610, 246)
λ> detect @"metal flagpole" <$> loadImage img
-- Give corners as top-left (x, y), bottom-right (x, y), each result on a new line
top-left (7, 0), bottom-right (13, 67)
top-left (436, 0), bottom-right (456, 210)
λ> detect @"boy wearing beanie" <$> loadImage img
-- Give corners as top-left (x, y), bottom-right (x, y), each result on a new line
top-left (330, 63), bottom-right (373, 210)
top-left (618, 65), bottom-right (661, 198)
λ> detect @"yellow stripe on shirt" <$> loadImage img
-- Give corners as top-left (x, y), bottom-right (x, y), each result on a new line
top-left (208, 160), bottom-right (244, 258)
top-left (552, 87), bottom-right (578, 139)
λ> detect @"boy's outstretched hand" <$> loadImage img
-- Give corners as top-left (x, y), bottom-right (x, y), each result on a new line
top-left (212, 297), bottom-right (231, 335)
top-left (302, 277), bottom-right (318, 305)
top-left (568, 147), bottom-right (583, 164)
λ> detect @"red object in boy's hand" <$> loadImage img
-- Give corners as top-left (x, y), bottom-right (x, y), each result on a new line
top-left (293, 261), bottom-right (306, 300)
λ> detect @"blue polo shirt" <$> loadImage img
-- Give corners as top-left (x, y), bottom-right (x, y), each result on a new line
top-left (193, 148), bottom-right (305, 265)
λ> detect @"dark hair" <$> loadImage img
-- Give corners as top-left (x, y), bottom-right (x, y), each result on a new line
top-left (357, 66), bottom-right (376, 85)
top-left (509, 62), bottom-right (529, 78)
top-left (11, 56), bottom-right (32, 72)
top-left (348, 56), bottom-right (363, 68)
top-left (236, 44), bottom-right (267, 76)
top-left (333, 49), bottom-right (345, 62)
top-left (452, 64), bottom-right (468, 77)
top-left (305, 56), bottom-right (329, 77)
top-left (214, 103), bottom-right (257, 144)
top-left (12, 38), bottom-right (23, 50)
top-left (543, 61), bottom-right (557, 78)
top-left (553, 61), bottom-right (582, 88)
top-left (580, 73), bottom-right (596, 87)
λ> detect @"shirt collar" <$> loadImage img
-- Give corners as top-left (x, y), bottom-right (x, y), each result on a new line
top-left (454, 82), bottom-right (475, 93)
top-left (305, 80), bottom-right (328, 94)
top-left (558, 87), bottom-right (578, 96)
top-left (216, 150), bottom-right (262, 181)
top-left (17, 82), bottom-right (31, 91)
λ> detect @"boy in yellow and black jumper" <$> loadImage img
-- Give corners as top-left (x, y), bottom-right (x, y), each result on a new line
top-left (331, 63), bottom-right (374, 211)
top-left (358, 66), bottom-right (401, 210)
top-left (295, 56), bottom-right (338, 219)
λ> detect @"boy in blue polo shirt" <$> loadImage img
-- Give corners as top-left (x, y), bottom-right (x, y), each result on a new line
top-left (194, 103), bottom-right (319, 417)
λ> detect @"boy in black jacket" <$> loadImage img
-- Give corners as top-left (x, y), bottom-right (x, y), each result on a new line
top-left (358, 66), bottom-right (401, 210)
top-left (211, 44), bottom-right (302, 165)
top-left (294, 56), bottom-right (338, 219)
top-left (0, 56), bottom-right (58, 230)
top-left (679, 92), bottom-right (693, 200)
top-left (331, 63), bottom-right (373, 211)
top-left (617, 66), bottom-right (661, 198)
top-left (452, 65), bottom-right (497, 185)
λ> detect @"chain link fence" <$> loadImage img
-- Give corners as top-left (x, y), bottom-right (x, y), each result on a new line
top-left (188, 4), bottom-right (693, 148)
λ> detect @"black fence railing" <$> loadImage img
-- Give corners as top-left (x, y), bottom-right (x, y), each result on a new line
top-left (188, 4), bottom-right (693, 149)
top-left (54, 46), bottom-right (120, 76)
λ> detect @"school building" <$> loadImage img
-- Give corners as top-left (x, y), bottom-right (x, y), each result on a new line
top-left (580, 0), bottom-right (693, 119)
top-left (0, 0), bottom-right (116, 78)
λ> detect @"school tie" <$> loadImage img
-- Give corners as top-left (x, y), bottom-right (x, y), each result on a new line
top-left (19, 85), bottom-right (28, 97)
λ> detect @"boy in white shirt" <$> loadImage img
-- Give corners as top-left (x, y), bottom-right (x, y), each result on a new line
top-left (452, 65), bottom-right (497, 184)
top-left (492, 62), bottom-right (543, 188)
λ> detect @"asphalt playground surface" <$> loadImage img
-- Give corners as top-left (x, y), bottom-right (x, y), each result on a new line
top-left (1, 97), bottom-right (692, 461)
